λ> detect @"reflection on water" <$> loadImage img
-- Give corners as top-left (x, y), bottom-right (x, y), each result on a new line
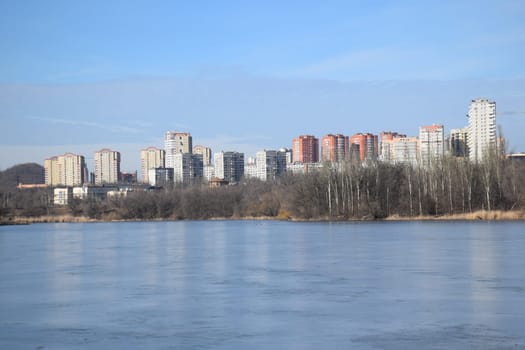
top-left (468, 224), bottom-right (501, 326)
top-left (1, 221), bottom-right (524, 349)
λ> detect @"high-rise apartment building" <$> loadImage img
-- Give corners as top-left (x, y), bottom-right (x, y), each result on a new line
top-left (349, 133), bottom-right (378, 161)
top-left (392, 137), bottom-right (419, 165)
top-left (94, 149), bottom-right (121, 185)
top-left (255, 150), bottom-right (287, 181)
top-left (203, 165), bottom-right (215, 181)
top-left (419, 124), bottom-right (444, 164)
top-left (244, 157), bottom-right (258, 179)
top-left (191, 154), bottom-right (204, 182)
top-left (214, 151), bottom-right (244, 183)
top-left (171, 153), bottom-right (203, 184)
top-left (172, 153), bottom-right (192, 184)
top-left (165, 131), bottom-right (193, 168)
top-left (193, 145), bottom-right (212, 165)
top-left (379, 131), bottom-right (406, 161)
top-left (44, 153), bottom-right (87, 186)
top-left (321, 134), bottom-right (349, 163)
top-left (292, 135), bottom-right (319, 163)
top-left (467, 98), bottom-right (496, 162)
top-left (380, 139), bottom-right (394, 162)
top-left (449, 128), bottom-right (469, 157)
top-left (140, 147), bottom-right (165, 184)
top-left (148, 168), bottom-right (174, 187)
top-left (279, 148), bottom-right (293, 164)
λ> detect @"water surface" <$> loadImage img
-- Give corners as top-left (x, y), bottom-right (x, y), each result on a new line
top-left (1, 221), bottom-right (524, 349)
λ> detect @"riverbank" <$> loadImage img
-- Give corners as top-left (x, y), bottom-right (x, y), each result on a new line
top-left (384, 210), bottom-right (525, 221)
top-left (2, 209), bottom-right (525, 226)
top-left (0, 215), bottom-right (98, 225)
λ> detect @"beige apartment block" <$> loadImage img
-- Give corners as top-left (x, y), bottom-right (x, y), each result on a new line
top-left (140, 147), bottom-right (165, 184)
top-left (94, 149), bottom-right (121, 185)
top-left (44, 153), bottom-right (87, 186)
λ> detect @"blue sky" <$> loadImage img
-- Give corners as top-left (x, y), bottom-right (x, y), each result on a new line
top-left (1, 1), bottom-right (524, 173)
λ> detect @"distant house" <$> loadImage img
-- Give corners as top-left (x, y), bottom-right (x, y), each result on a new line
top-left (208, 177), bottom-right (228, 188)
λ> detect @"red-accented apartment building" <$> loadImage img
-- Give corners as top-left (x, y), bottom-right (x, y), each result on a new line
top-left (321, 134), bottom-right (349, 163)
top-left (292, 135), bottom-right (319, 163)
top-left (349, 133), bottom-right (378, 161)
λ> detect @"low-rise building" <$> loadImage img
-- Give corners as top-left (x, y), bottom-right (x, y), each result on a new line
top-left (72, 185), bottom-right (119, 201)
top-left (54, 187), bottom-right (72, 205)
top-left (287, 162), bottom-right (323, 174)
top-left (147, 168), bottom-right (174, 187)
top-left (507, 153), bottom-right (525, 163)
top-left (209, 177), bottom-right (229, 187)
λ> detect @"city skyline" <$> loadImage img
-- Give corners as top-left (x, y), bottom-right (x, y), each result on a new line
top-left (39, 97), bottom-right (503, 184)
top-left (1, 1), bottom-right (525, 171)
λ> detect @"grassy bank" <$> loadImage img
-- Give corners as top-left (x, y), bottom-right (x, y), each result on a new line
top-left (1, 215), bottom-right (97, 225)
top-left (385, 210), bottom-right (525, 221)
top-left (2, 209), bottom-right (525, 226)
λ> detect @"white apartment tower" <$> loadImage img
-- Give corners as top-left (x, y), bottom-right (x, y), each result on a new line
top-left (94, 149), bottom-right (121, 185)
top-left (419, 124), bottom-right (444, 165)
top-left (44, 153), bottom-right (87, 186)
top-left (140, 147), bottom-right (165, 184)
top-left (256, 150), bottom-right (287, 181)
top-left (467, 98), bottom-right (496, 162)
top-left (165, 131), bottom-right (193, 168)
top-left (172, 153), bottom-right (192, 184)
top-left (244, 157), bottom-right (258, 179)
top-left (203, 165), bottom-right (215, 181)
top-left (392, 137), bottom-right (419, 165)
top-left (171, 153), bottom-right (204, 184)
top-left (214, 151), bottom-right (244, 183)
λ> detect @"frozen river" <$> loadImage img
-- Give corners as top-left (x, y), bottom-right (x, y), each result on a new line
top-left (1, 221), bottom-right (524, 349)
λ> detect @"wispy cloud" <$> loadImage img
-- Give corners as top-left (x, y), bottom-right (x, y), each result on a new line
top-left (25, 116), bottom-right (141, 134)
top-left (499, 111), bottom-right (525, 116)
top-left (294, 48), bottom-right (390, 76)
top-left (289, 46), bottom-right (490, 81)
top-left (127, 120), bottom-right (154, 128)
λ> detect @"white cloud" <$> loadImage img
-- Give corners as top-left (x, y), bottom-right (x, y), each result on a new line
top-left (289, 46), bottom-right (493, 81)
top-left (293, 48), bottom-right (391, 76)
top-left (25, 116), bottom-right (141, 134)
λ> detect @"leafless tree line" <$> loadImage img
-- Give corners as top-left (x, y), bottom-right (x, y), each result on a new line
top-left (1, 152), bottom-right (524, 221)
top-left (293, 153), bottom-right (524, 219)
